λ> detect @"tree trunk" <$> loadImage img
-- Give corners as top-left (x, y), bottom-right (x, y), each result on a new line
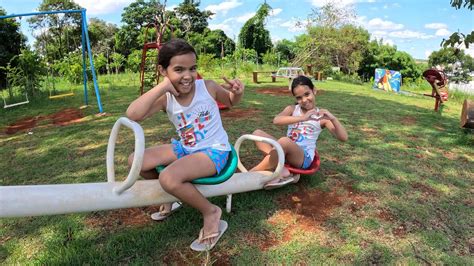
top-left (460, 99), bottom-right (474, 129)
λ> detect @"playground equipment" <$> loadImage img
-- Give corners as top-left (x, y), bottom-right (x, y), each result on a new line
top-left (285, 150), bottom-right (321, 175)
top-left (139, 22), bottom-right (167, 96)
top-left (0, 9), bottom-right (104, 113)
top-left (271, 67), bottom-right (305, 90)
top-left (1, 77), bottom-right (30, 109)
top-left (373, 68), bottom-right (402, 93)
top-left (422, 69), bottom-right (449, 112)
top-left (2, 91), bottom-right (29, 109)
top-left (0, 117), bottom-right (285, 218)
top-left (460, 99), bottom-right (474, 129)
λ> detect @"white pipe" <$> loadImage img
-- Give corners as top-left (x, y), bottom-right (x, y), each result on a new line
top-left (0, 171), bottom-right (274, 217)
top-left (106, 117), bottom-right (144, 194)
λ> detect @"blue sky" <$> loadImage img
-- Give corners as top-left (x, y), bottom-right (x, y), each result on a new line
top-left (1, 0), bottom-right (473, 60)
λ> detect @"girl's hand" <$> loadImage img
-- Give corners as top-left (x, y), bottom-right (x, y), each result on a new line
top-left (162, 77), bottom-right (179, 96)
top-left (317, 108), bottom-right (336, 121)
top-left (222, 77), bottom-right (244, 95)
top-left (302, 108), bottom-right (320, 121)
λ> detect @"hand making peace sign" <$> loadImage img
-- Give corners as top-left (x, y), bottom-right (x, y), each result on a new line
top-left (221, 77), bottom-right (244, 95)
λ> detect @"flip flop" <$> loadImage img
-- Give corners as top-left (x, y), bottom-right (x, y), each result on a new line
top-left (291, 174), bottom-right (301, 184)
top-left (263, 176), bottom-right (295, 190)
top-left (150, 202), bottom-right (182, 221)
top-left (190, 220), bottom-right (228, 252)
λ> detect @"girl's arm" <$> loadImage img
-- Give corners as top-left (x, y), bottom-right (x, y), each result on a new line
top-left (273, 106), bottom-right (320, 126)
top-left (319, 109), bottom-right (348, 142)
top-left (126, 78), bottom-right (177, 121)
top-left (205, 78), bottom-right (244, 107)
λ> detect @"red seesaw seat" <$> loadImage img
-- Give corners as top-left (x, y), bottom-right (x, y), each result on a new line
top-left (285, 150), bottom-right (321, 175)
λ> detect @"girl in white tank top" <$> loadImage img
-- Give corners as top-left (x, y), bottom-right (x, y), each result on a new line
top-left (126, 39), bottom-right (244, 251)
top-left (251, 76), bottom-right (348, 190)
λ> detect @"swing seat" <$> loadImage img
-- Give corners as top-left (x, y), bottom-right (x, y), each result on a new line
top-left (285, 150), bottom-right (320, 175)
top-left (155, 146), bottom-right (238, 185)
top-left (49, 92), bottom-right (74, 99)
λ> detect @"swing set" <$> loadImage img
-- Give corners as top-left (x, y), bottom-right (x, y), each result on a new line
top-left (0, 9), bottom-right (104, 113)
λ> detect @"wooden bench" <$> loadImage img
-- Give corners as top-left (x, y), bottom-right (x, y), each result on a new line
top-left (252, 71), bottom-right (276, 83)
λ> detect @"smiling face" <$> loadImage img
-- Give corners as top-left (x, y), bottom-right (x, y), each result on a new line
top-left (293, 84), bottom-right (315, 111)
top-left (160, 52), bottom-right (198, 95)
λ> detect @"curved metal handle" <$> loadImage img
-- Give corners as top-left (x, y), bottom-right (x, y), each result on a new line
top-left (234, 134), bottom-right (284, 179)
top-left (106, 117), bottom-right (145, 194)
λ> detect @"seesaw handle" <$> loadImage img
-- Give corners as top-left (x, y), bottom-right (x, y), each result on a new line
top-left (106, 117), bottom-right (145, 194)
top-left (234, 134), bottom-right (285, 179)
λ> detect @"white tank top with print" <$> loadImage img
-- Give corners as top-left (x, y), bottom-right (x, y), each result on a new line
top-left (166, 79), bottom-right (230, 152)
top-left (286, 104), bottom-right (322, 161)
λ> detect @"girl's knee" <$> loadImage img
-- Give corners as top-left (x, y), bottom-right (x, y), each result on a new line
top-left (278, 137), bottom-right (291, 145)
top-left (252, 129), bottom-right (265, 136)
top-left (158, 171), bottom-right (179, 193)
top-left (128, 152), bottom-right (135, 167)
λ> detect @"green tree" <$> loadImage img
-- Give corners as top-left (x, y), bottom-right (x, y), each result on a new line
top-left (88, 18), bottom-right (118, 56)
top-left (275, 39), bottom-right (297, 63)
top-left (188, 29), bottom-right (235, 58)
top-left (0, 7), bottom-right (27, 89)
top-left (174, 0), bottom-right (213, 35)
top-left (441, 0), bottom-right (473, 48)
top-left (293, 3), bottom-right (367, 75)
top-left (28, 0), bottom-right (82, 62)
top-left (429, 47), bottom-right (474, 82)
top-left (116, 0), bottom-right (175, 57)
top-left (238, 3), bottom-right (272, 61)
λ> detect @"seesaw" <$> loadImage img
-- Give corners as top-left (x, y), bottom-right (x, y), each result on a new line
top-left (0, 117), bottom-right (285, 218)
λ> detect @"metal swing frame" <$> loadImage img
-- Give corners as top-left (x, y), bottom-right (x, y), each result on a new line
top-left (0, 9), bottom-right (104, 113)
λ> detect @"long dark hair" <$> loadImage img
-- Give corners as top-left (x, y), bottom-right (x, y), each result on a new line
top-left (290, 75), bottom-right (315, 95)
top-left (158, 38), bottom-right (197, 69)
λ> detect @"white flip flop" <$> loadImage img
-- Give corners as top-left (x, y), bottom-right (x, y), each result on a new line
top-left (150, 202), bottom-right (182, 221)
top-left (263, 177), bottom-right (295, 190)
top-left (190, 220), bottom-right (228, 252)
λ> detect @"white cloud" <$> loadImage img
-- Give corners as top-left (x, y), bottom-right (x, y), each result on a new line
top-left (310, 0), bottom-right (355, 7)
top-left (367, 18), bottom-right (404, 30)
top-left (73, 0), bottom-right (133, 15)
top-left (270, 8), bottom-right (283, 16)
top-left (425, 23), bottom-right (447, 29)
top-left (205, 0), bottom-right (242, 16)
top-left (435, 28), bottom-right (450, 37)
top-left (461, 46), bottom-right (474, 57)
top-left (236, 12), bottom-right (255, 23)
top-left (390, 30), bottom-right (433, 39)
top-left (166, 5), bottom-right (177, 11)
top-left (208, 22), bottom-right (235, 39)
top-left (425, 50), bottom-right (433, 58)
top-left (280, 19), bottom-right (306, 33)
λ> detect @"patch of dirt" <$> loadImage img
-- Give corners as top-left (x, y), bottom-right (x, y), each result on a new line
top-left (4, 108), bottom-right (85, 134)
top-left (263, 182), bottom-right (368, 248)
top-left (162, 248), bottom-right (231, 265)
top-left (400, 116), bottom-right (417, 125)
top-left (256, 87), bottom-right (292, 96)
top-left (411, 182), bottom-right (438, 196)
top-left (442, 151), bottom-right (456, 160)
top-left (255, 87), bottom-right (324, 97)
top-left (84, 206), bottom-right (160, 230)
top-left (220, 108), bottom-right (262, 118)
top-left (360, 127), bottom-right (380, 138)
top-left (50, 108), bottom-right (84, 126)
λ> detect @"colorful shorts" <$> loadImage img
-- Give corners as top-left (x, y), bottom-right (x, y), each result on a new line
top-left (171, 139), bottom-right (230, 174)
top-left (301, 150), bottom-right (313, 169)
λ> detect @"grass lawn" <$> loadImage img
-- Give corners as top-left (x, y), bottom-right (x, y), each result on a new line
top-left (0, 73), bottom-right (473, 264)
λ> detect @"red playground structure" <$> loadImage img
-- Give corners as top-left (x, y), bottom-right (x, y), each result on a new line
top-left (422, 69), bottom-right (449, 111)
